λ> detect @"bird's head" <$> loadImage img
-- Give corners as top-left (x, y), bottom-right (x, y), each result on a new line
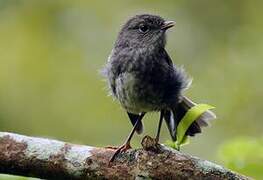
top-left (115, 14), bottom-right (175, 49)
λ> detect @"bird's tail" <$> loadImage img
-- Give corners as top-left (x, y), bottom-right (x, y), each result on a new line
top-left (164, 96), bottom-right (216, 141)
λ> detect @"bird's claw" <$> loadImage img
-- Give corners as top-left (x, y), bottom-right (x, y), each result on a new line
top-left (155, 138), bottom-right (160, 145)
top-left (105, 145), bottom-right (119, 150)
top-left (109, 143), bottom-right (131, 162)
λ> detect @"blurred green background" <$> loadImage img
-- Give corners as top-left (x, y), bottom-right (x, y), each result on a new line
top-left (0, 0), bottom-right (262, 179)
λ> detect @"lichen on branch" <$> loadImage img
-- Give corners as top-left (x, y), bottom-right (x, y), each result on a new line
top-left (0, 132), bottom-right (250, 180)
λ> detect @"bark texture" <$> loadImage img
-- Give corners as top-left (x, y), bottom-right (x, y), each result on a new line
top-left (0, 132), bottom-right (250, 180)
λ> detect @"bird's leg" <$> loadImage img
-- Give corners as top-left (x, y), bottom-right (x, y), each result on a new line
top-left (155, 110), bottom-right (164, 144)
top-left (110, 112), bottom-right (145, 162)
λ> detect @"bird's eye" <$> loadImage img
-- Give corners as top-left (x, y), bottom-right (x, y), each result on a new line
top-left (138, 24), bottom-right (149, 33)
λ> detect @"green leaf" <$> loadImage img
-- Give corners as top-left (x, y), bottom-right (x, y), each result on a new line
top-left (165, 140), bottom-right (178, 149)
top-left (176, 104), bottom-right (215, 145)
top-left (165, 136), bottom-right (190, 150)
top-left (180, 135), bottom-right (190, 146)
top-left (165, 104), bottom-right (215, 150)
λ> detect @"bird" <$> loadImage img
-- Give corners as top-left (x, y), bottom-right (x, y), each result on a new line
top-left (102, 14), bottom-right (216, 162)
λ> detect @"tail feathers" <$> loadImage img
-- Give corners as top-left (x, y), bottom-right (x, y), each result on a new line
top-left (182, 96), bottom-right (216, 128)
top-left (196, 110), bottom-right (217, 127)
top-left (164, 96), bottom-right (216, 141)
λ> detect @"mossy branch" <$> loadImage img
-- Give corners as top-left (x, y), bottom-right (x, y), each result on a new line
top-left (0, 132), bottom-right (250, 179)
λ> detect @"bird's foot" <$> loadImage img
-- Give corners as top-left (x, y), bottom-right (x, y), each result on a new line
top-left (105, 145), bottom-right (119, 150)
top-left (109, 143), bottom-right (131, 162)
top-left (155, 138), bottom-right (160, 146)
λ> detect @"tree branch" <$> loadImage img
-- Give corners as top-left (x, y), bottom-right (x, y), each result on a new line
top-left (0, 132), bottom-right (249, 180)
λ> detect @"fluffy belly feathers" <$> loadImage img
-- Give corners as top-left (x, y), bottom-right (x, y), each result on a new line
top-left (115, 72), bottom-right (162, 114)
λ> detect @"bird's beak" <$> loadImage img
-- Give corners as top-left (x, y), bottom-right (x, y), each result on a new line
top-left (161, 21), bottom-right (175, 30)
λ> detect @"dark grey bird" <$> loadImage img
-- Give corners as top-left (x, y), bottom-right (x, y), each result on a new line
top-left (103, 14), bottom-right (216, 161)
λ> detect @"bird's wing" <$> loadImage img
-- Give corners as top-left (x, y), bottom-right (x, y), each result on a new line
top-left (163, 48), bottom-right (174, 66)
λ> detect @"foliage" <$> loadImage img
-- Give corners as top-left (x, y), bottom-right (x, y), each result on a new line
top-left (166, 104), bottom-right (214, 150)
top-left (217, 137), bottom-right (263, 179)
top-left (0, 174), bottom-right (37, 180)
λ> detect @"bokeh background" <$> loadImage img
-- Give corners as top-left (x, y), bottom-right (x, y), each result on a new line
top-left (0, 0), bottom-right (262, 179)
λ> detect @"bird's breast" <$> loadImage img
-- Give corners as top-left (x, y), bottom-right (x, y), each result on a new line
top-left (115, 71), bottom-right (165, 113)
